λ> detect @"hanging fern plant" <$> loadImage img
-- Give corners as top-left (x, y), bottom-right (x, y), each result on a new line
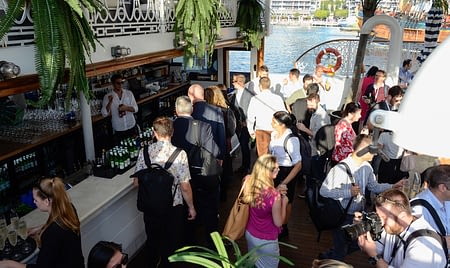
top-left (235, 0), bottom-right (265, 49)
top-left (174, 0), bottom-right (224, 68)
top-left (0, 0), bottom-right (104, 107)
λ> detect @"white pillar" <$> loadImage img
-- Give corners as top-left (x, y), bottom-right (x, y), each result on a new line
top-left (360, 15), bottom-right (403, 87)
top-left (80, 91), bottom-right (95, 161)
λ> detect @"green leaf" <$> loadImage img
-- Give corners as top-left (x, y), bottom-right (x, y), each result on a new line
top-left (0, 0), bottom-right (26, 40)
top-left (168, 254), bottom-right (223, 268)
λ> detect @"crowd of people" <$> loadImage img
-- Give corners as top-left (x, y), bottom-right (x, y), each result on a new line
top-left (3, 59), bottom-right (449, 268)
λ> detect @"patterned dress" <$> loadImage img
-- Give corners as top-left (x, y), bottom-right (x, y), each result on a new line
top-left (332, 119), bottom-right (356, 162)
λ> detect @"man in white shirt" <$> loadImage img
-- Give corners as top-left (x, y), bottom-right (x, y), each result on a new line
top-left (411, 165), bottom-right (450, 248)
top-left (358, 188), bottom-right (447, 268)
top-left (281, 68), bottom-right (302, 99)
top-left (101, 74), bottom-right (138, 144)
top-left (247, 77), bottom-right (287, 156)
top-left (246, 65), bottom-right (270, 95)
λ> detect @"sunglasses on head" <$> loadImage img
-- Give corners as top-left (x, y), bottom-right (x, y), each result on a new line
top-left (112, 253), bottom-right (128, 268)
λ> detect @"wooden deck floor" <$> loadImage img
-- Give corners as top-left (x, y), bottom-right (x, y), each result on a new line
top-left (129, 152), bottom-right (372, 268)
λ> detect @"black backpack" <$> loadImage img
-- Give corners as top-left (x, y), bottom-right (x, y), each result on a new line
top-left (284, 132), bottom-right (312, 176)
top-left (315, 124), bottom-right (336, 158)
top-left (133, 146), bottom-right (181, 214)
top-left (224, 107), bottom-right (237, 138)
top-left (306, 162), bottom-right (354, 241)
top-left (187, 120), bottom-right (222, 176)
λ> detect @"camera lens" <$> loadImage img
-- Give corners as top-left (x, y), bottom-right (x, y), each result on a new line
top-left (342, 222), bottom-right (368, 241)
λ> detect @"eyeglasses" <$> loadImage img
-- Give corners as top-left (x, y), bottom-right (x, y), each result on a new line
top-left (112, 253), bottom-right (128, 268)
top-left (271, 167), bottom-right (280, 172)
top-left (375, 195), bottom-right (407, 210)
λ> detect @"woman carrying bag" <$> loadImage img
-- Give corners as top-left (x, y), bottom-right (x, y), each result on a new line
top-left (242, 154), bottom-right (288, 268)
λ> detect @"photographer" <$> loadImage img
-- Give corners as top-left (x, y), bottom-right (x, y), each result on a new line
top-left (358, 189), bottom-right (447, 267)
top-left (319, 134), bottom-right (405, 261)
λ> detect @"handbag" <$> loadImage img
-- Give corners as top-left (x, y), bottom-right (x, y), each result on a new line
top-left (222, 179), bottom-right (249, 241)
top-left (400, 150), bottom-right (416, 172)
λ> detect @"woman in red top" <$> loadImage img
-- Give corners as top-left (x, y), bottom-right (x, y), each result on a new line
top-left (331, 103), bottom-right (361, 164)
top-left (357, 66), bottom-right (378, 130)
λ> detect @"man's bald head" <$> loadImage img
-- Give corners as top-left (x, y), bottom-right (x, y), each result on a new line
top-left (188, 84), bottom-right (205, 103)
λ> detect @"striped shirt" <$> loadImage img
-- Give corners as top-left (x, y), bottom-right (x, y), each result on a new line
top-left (320, 156), bottom-right (392, 214)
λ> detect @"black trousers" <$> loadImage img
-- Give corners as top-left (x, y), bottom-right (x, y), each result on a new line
top-left (184, 174), bottom-right (220, 248)
top-left (144, 205), bottom-right (183, 268)
top-left (238, 126), bottom-right (251, 170)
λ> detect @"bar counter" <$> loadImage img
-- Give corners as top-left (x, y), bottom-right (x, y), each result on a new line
top-left (22, 167), bottom-right (145, 263)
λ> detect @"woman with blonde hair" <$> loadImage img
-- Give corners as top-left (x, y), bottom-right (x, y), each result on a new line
top-left (205, 85), bottom-right (237, 201)
top-left (0, 177), bottom-right (84, 268)
top-left (242, 154), bottom-right (288, 268)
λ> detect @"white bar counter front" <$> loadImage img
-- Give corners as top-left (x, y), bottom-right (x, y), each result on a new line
top-left (22, 168), bottom-right (145, 263)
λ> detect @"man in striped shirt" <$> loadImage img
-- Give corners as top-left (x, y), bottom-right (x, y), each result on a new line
top-left (319, 134), bottom-right (406, 261)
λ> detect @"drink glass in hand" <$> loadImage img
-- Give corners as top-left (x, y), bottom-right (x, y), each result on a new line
top-left (8, 229), bottom-right (17, 247)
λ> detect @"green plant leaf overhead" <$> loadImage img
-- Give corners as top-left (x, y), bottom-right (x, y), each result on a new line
top-left (174, 0), bottom-right (224, 68)
top-left (235, 0), bottom-right (265, 49)
top-left (0, 0), bottom-right (104, 107)
top-left (0, 0), bottom-right (26, 40)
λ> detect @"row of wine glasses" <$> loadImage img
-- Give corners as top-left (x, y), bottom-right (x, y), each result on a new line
top-left (0, 212), bottom-right (32, 259)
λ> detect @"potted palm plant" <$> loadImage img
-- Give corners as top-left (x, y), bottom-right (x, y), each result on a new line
top-left (0, 0), bottom-right (104, 106)
top-left (168, 231), bottom-right (297, 267)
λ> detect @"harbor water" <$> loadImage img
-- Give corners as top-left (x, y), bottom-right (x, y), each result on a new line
top-left (229, 25), bottom-right (358, 75)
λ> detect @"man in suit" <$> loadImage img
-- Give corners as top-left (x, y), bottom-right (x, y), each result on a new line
top-left (172, 95), bottom-right (221, 248)
top-left (188, 84), bottom-right (226, 163)
top-left (229, 73), bottom-right (255, 173)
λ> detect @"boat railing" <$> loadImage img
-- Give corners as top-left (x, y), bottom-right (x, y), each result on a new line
top-left (294, 37), bottom-right (424, 77)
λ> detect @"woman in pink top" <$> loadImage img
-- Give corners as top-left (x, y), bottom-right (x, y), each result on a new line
top-left (331, 102), bottom-right (361, 164)
top-left (243, 154), bottom-right (288, 268)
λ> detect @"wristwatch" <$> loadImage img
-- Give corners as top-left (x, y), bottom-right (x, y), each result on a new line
top-left (368, 254), bottom-right (382, 265)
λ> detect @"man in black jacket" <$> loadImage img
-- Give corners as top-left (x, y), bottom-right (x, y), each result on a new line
top-left (172, 95), bottom-right (221, 248)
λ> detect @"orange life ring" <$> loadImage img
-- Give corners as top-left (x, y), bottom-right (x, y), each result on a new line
top-left (315, 48), bottom-right (342, 74)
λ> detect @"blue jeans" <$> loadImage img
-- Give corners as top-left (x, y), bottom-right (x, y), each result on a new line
top-left (330, 214), bottom-right (360, 261)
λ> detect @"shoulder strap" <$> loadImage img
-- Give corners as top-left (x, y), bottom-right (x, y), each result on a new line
top-left (283, 133), bottom-right (296, 161)
top-left (410, 199), bottom-right (446, 236)
top-left (143, 144), bottom-right (151, 167)
top-left (164, 148), bottom-right (182, 170)
top-left (339, 162), bottom-right (354, 183)
top-left (192, 120), bottom-right (201, 146)
top-left (403, 229), bottom-right (447, 264)
top-left (339, 162), bottom-right (355, 213)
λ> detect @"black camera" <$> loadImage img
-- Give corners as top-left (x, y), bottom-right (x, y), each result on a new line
top-left (342, 212), bottom-right (383, 241)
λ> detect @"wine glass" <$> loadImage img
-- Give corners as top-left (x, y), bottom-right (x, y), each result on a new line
top-left (17, 219), bottom-right (27, 241)
top-left (10, 210), bottom-right (19, 230)
top-left (7, 229), bottom-right (17, 247)
top-left (0, 233), bottom-right (5, 251)
top-left (0, 213), bottom-right (7, 234)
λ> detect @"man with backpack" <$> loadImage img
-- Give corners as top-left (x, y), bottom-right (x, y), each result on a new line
top-left (318, 135), bottom-right (405, 261)
top-left (132, 116), bottom-right (196, 268)
top-left (358, 188), bottom-right (447, 267)
top-left (172, 96), bottom-right (222, 248)
top-left (411, 165), bottom-right (450, 250)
